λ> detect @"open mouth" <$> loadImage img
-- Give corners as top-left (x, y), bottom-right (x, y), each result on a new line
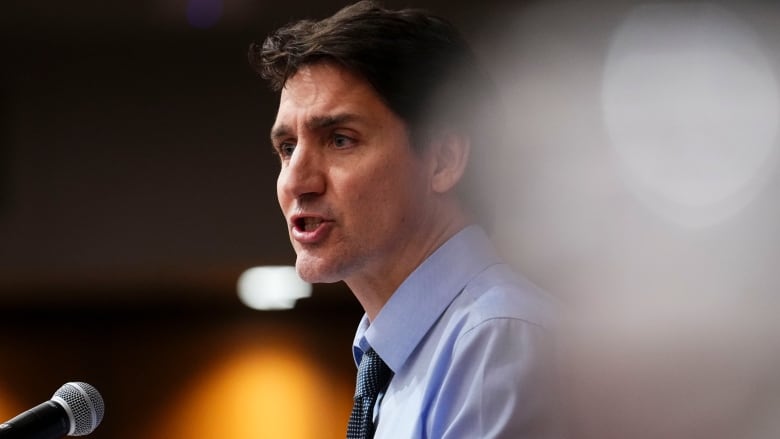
top-left (294, 217), bottom-right (323, 232)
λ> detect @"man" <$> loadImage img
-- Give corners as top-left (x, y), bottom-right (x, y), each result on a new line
top-left (249, 1), bottom-right (561, 437)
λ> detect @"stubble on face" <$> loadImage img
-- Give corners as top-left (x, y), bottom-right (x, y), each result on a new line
top-left (274, 63), bottom-right (436, 290)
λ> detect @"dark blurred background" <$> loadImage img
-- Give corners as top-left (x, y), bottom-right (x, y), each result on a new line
top-left (3, 0), bottom-right (780, 438)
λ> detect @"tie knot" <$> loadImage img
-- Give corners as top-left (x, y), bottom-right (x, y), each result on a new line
top-left (355, 348), bottom-right (393, 399)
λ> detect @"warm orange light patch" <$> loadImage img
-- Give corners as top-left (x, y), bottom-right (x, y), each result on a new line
top-left (0, 386), bottom-right (22, 424)
top-left (147, 340), bottom-right (352, 439)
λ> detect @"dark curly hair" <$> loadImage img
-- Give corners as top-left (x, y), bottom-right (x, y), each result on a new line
top-left (249, 0), bottom-right (499, 145)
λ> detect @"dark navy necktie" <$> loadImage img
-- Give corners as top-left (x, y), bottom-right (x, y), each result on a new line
top-left (346, 348), bottom-right (393, 439)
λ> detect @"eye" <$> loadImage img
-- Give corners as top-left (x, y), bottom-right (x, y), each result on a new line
top-left (275, 141), bottom-right (296, 159)
top-left (333, 133), bottom-right (356, 149)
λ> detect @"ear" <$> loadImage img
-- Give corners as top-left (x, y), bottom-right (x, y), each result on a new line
top-left (429, 131), bottom-right (471, 194)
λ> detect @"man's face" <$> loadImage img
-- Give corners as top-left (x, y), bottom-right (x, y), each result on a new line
top-left (272, 62), bottom-right (434, 285)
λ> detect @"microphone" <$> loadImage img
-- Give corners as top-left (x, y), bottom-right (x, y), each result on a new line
top-left (0, 382), bottom-right (104, 439)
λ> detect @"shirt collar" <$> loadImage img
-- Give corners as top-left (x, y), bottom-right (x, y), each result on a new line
top-left (352, 225), bottom-right (502, 371)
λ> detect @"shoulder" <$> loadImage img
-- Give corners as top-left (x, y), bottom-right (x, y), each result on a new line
top-left (454, 262), bottom-right (558, 334)
top-left (426, 262), bottom-right (559, 369)
top-left (422, 265), bottom-right (564, 438)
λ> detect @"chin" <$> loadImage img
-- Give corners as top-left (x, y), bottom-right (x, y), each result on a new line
top-left (294, 258), bottom-right (343, 284)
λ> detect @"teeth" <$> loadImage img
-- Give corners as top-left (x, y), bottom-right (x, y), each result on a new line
top-left (301, 217), bottom-right (322, 231)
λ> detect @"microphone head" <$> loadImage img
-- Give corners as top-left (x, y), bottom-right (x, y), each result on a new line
top-left (51, 382), bottom-right (105, 436)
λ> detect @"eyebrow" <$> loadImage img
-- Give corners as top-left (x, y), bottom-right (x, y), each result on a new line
top-left (270, 113), bottom-right (361, 144)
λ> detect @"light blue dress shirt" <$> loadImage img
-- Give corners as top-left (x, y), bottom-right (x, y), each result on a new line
top-left (352, 225), bottom-right (561, 438)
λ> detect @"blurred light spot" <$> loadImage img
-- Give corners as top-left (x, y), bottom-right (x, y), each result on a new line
top-left (147, 342), bottom-right (351, 439)
top-left (237, 266), bottom-right (312, 310)
top-left (0, 386), bottom-right (22, 423)
top-left (186, 0), bottom-right (223, 29)
top-left (602, 3), bottom-right (779, 227)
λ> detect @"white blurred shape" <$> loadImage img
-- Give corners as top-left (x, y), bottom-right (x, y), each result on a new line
top-left (602, 2), bottom-right (779, 228)
top-left (237, 266), bottom-right (312, 310)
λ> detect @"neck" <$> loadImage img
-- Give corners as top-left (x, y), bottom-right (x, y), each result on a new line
top-left (347, 207), bottom-right (471, 322)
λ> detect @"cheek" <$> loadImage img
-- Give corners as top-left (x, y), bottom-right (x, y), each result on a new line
top-left (336, 149), bottom-right (427, 217)
top-left (333, 166), bottom-right (388, 220)
top-left (276, 172), bottom-right (288, 210)
top-left (366, 162), bottom-right (422, 213)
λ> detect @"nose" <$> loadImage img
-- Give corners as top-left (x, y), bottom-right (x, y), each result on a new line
top-left (277, 142), bottom-right (326, 200)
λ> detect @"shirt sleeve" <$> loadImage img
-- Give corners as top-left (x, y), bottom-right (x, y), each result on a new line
top-left (429, 317), bottom-right (563, 439)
